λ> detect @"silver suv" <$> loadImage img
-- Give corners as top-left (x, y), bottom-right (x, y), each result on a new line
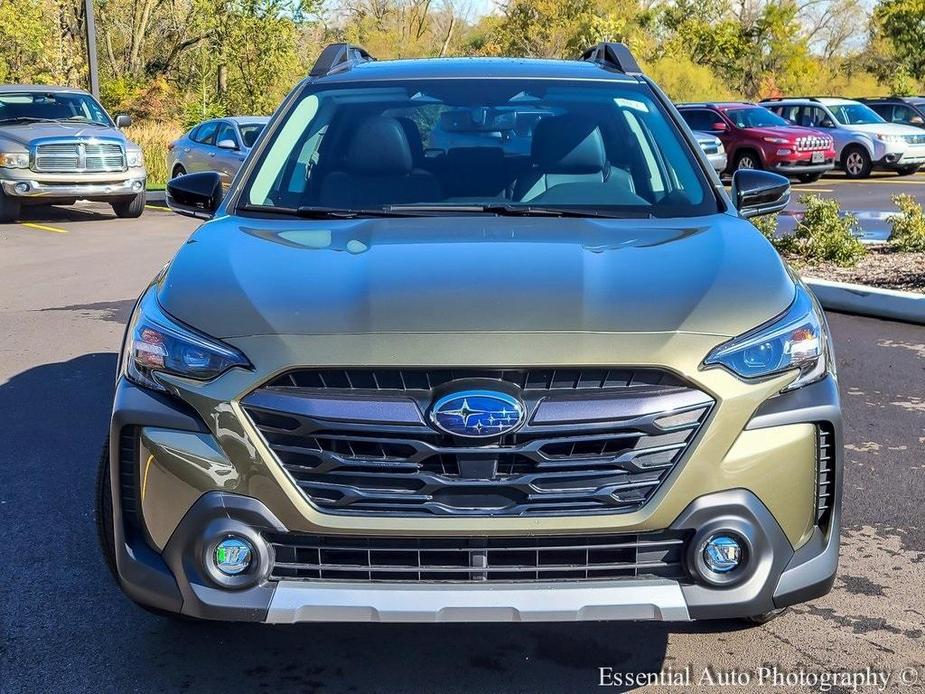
top-left (762, 97), bottom-right (925, 178)
top-left (0, 85), bottom-right (146, 222)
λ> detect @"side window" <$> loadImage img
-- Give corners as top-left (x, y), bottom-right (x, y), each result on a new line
top-left (680, 109), bottom-right (717, 132)
top-left (812, 107), bottom-right (834, 127)
top-left (868, 104), bottom-right (892, 121)
top-left (891, 105), bottom-right (915, 124)
top-left (193, 121), bottom-right (218, 145)
top-left (775, 105), bottom-right (798, 123)
top-left (216, 122), bottom-right (239, 148)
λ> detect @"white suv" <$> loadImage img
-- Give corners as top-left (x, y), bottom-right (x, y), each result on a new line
top-left (762, 97), bottom-right (925, 178)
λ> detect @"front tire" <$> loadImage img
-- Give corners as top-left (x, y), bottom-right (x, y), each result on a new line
top-left (896, 164), bottom-right (920, 176)
top-left (842, 146), bottom-right (871, 179)
top-left (797, 173), bottom-right (822, 184)
top-left (172, 164), bottom-right (186, 179)
top-left (734, 151), bottom-right (762, 171)
top-left (0, 188), bottom-right (22, 223)
top-left (95, 437), bottom-right (118, 583)
top-left (111, 192), bottom-right (145, 218)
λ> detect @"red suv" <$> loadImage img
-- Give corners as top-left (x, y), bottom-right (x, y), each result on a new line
top-left (678, 102), bottom-right (836, 183)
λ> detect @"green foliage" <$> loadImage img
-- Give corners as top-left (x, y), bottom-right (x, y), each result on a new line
top-left (124, 123), bottom-right (184, 188)
top-left (888, 66), bottom-right (918, 96)
top-left (644, 55), bottom-right (734, 102)
top-left (887, 193), bottom-right (925, 251)
top-left (872, 0), bottom-right (925, 80)
top-left (780, 195), bottom-right (867, 266)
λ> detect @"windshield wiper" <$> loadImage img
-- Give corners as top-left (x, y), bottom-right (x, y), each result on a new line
top-left (238, 204), bottom-right (425, 219)
top-left (0, 116), bottom-right (109, 126)
top-left (384, 203), bottom-right (651, 219)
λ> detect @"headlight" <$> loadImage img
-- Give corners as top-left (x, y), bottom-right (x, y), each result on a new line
top-left (0, 152), bottom-right (29, 168)
top-left (122, 288), bottom-right (250, 392)
top-left (762, 137), bottom-right (790, 144)
top-left (703, 284), bottom-right (828, 392)
top-left (876, 134), bottom-right (904, 144)
top-left (126, 149), bottom-right (144, 167)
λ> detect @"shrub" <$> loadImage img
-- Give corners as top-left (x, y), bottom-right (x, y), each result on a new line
top-left (887, 193), bottom-right (925, 252)
top-left (779, 195), bottom-right (867, 266)
top-left (123, 121), bottom-right (184, 189)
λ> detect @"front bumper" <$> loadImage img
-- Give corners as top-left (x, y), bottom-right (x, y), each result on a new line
top-left (108, 370), bottom-right (842, 623)
top-left (770, 159), bottom-right (834, 175)
top-left (0, 175), bottom-right (146, 199)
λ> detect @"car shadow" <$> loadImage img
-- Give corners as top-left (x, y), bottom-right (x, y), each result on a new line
top-left (1, 352), bottom-right (746, 693)
top-left (16, 202), bottom-right (116, 223)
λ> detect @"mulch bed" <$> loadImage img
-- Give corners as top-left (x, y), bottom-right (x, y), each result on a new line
top-left (790, 245), bottom-right (925, 294)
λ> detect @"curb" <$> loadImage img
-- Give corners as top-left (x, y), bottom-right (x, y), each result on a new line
top-left (806, 278), bottom-right (925, 326)
top-left (146, 189), bottom-right (166, 204)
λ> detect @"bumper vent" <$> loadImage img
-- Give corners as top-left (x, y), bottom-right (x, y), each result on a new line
top-left (244, 368), bottom-right (713, 518)
top-left (816, 424), bottom-right (835, 527)
top-left (118, 427), bottom-right (142, 535)
top-left (267, 531), bottom-right (691, 583)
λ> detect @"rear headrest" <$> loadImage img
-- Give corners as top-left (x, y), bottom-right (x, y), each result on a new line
top-left (531, 115), bottom-right (606, 174)
top-left (345, 116), bottom-right (413, 176)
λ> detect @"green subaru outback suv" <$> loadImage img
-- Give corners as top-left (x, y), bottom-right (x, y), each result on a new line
top-left (97, 43), bottom-right (841, 624)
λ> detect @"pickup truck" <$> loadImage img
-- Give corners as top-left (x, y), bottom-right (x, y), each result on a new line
top-left (0, 85), bottom-right (146, 222)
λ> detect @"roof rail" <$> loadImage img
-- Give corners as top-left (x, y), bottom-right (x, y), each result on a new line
top-left (310, 43), bottom-right (375, 77)
top-left (579, 43), bottom-right (642, 75)
top-left (759, 96), bottom-right (821, 103)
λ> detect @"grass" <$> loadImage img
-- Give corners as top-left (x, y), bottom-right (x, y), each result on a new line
top-left (123, 121), bottom-right (184, 189)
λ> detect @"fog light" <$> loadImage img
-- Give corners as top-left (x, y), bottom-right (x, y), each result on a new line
top-left (14, 182), bottom-right (30, 194)
top-left (132, 180), bottom-right (143, 191)
top-left (212, 537), bottom-right (253, 575)
top-left (702, 534), bottom-right (743, 573)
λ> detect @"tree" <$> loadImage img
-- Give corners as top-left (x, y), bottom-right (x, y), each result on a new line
top-left (872, 0), bottom-right (925, 80)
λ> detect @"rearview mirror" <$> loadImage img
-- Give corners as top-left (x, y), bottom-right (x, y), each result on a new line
top-left (166, 171), bottom-right (223, 220)
top-left (115, 114), bottom-right (132, 128)
top-left (216, 139), bottom-right (238, 150)
top-left (731, 169), bottom-right (790, 219)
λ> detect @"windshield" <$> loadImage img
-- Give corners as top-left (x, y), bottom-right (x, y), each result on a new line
top-left (241, 78), bottom-right (717, 219)
top-left (0, 91), bottom-right (113, 126)
top-left (829, 103), bottom-right (885, 126)
top-left (727, 107), bottom-right (789, 128)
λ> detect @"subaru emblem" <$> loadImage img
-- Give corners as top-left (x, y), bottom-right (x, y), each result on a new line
top-left (429, 390), bottom-right (525, 438)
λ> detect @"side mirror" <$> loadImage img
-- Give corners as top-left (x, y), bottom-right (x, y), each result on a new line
top-left (166, 171), bottom-right (223, 220)
top-left (820, 119), bottom-right (835, 128)
top-left (711, 121), bottom-right (728, 132)
top-left (115, 114), bottom-right (132, 128)
top-left (731, 169), bottom-right (790, 219)
top-left (910, 115), bottom-right (924, 126)
top-left (216, 138), bottom-right (238, 150)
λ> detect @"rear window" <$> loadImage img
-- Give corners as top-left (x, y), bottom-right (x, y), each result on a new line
top-left (241, 78), bottom-right (718, 219)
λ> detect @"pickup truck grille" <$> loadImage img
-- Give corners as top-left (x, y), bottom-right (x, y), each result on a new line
top-left (33, 141), bottom-right (125, 173)
top-left (243, 368), bottom-right (713, 518)
top-left (267, 530), bottom-right (692, 582)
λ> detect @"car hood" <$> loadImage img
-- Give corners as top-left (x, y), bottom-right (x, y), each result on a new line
top-left (158, 214), bottom-right (795, 339)
top-left (0, 122), bottom-right (128, 148)
top-left (843, 122), bottom-right (921, 136)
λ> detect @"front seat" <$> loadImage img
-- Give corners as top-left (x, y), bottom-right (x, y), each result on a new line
top-left (319, 116), bottom-right (441, 208)
top-left (513, 114), bottom-right (632, 202)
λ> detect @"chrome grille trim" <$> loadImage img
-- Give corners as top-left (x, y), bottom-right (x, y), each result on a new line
top-left (795, 136), bottom-right (830, 152)
top-left (244, 368), bottom-right (714, 518)
top-left (32, 139), bottom-right (126, 173)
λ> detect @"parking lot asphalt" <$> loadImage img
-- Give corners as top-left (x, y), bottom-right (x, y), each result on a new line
top-left (1, 203), bottom-right (923, 693)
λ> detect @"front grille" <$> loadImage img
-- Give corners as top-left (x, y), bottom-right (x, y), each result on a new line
top-left (33, 141), bottom-right (125, 173)
top-left (815, 424), bottom-right (835, 527)
top-left (267, 531), bottom-right (692, 583)
top-left (795, 136), bottom-right (830, 151)
top-left (243, 368), bottom-right (713, 518)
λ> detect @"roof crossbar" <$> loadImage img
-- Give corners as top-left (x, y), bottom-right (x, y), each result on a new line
top-left (578, 43), bottom-right (642, 75)
top-left (310, 43), bottom-right (375, 77)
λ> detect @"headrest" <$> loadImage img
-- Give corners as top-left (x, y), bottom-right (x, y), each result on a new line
top-left (345, 116), bottom-right (413, 176)
top-left (395, 117), bottom-right (425, 164)
top-left (531, 115), bottom-right (606, 174)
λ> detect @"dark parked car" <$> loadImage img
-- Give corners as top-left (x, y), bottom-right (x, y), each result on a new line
top-left (167, 116), bottom-right (269, 185)
top-left (678, 102), bottom-right (835, 183)
top-left (859, 97), bottom-right (925, 129)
